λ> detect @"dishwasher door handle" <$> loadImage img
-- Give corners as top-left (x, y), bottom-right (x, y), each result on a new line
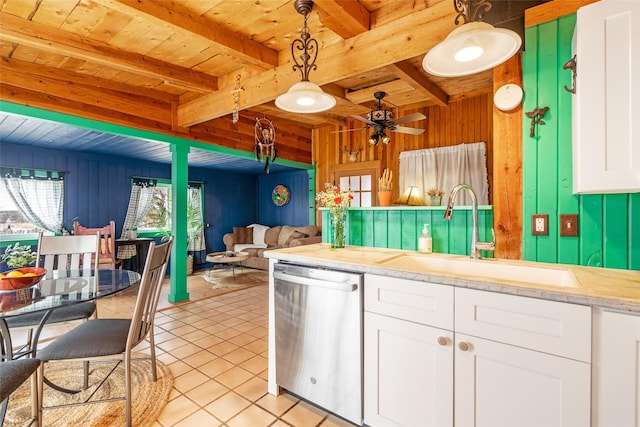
top-left (273, 271), bottom-right (358, 292)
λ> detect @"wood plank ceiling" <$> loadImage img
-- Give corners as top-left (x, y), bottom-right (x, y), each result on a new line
top-left (0, 0), bottom-right (545, 170)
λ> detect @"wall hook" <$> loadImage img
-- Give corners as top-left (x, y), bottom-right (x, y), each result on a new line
top-left (525, 107), bottom-right (549, 137)
top-left (563, 55), bottom-right (577, 94)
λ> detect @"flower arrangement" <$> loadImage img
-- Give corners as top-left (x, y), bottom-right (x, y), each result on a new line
top-left (316, 183), bottom-right (353, 248)
top-left (315, 183), bottom-right (354, 212)
top-left (427, 187), bottom-right (444, 197)
top-left (2, 242), bottom-right (38, 270)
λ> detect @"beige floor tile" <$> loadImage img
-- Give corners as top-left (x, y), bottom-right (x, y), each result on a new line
top-left (238, 354), bottom-right (268, 374)
top-left (173, 369), bottom-right (210, 394)
top-left (185, 379), bottom-right (229, 407)
top-left (170, 323), bottom-right (199, 336)
top-left (205, 391), bottom-right (251, 422)
top-left (234, 375), bottom-right (268, 402)
top-left (157, 394), bottom-right (200, 426)
top-left (198, 357), bottom-right (235, 378)
top-left (167, 342), bottom-right (202, 359)
top-left (255, 392), bottom-right (299, 417)
top-left (157, 336), bottom-right (189, 352)
top-left (173, 409), bottom-right (223, 427)
top-left (226, 404), bottom-right (278, 427)
top-left (182, 349), bottom-right (216, 368)
top-left (214, 366), bottom-right (255, 389)
top-left (243, 339), bottom-right (269, 354)
top-left (192, 334), bottom-right (224, 349)
top-left (208, 340), bottom-right (240, 356)
top-left (281, 401), bottom-right (328, 427)
top-left (320, 414), bottom-right (358, 427)
top-left (214, 327), bottom-right (243, 340)
top-left (222, 347), bottom-right (257, 365)
top-left (167, 360), bottom-right (193, 377)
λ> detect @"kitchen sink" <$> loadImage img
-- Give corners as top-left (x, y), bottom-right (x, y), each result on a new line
top-left (377, 254), bottom-right (579, 288)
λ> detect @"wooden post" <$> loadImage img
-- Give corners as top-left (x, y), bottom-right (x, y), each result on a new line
top-left (493, 55), bottom-right (523, 260)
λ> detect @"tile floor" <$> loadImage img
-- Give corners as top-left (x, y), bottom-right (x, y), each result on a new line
top-left (15, 269), bottom-right (358, 427)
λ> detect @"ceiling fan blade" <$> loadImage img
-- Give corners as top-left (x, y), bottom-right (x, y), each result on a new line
top-left (392, 112), bottom-right (427, 124)
top-left (392, 126), bottom-right (425, 135)
top-left (350, 114), bottom-right (376, 125)
top-left (330, 127), bottom-right (369, 134)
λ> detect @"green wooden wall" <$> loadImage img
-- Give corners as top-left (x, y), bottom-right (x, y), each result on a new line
top-left (321, 206), bottom-right (494, 257)
top-left (523, 15), bottom-right (640, 271)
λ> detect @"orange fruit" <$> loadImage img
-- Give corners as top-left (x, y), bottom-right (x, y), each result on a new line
top-left (0, 273), bottom-right (5, 278)
top-left (23, 272), bottom-right (36, 277)
top-left (6, 271), bottom-right (24, 277)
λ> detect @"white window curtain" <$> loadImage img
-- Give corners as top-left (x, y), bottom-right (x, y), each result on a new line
top-left (0, 170), bottom-right (64, 234)
top-left (399, 142), bottom-right (489, 205)
top-left (118, 178), bottom-right (157, 259)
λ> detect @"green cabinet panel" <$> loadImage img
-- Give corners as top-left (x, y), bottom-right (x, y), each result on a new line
top-left (320, 207), bottom-right (494, 257)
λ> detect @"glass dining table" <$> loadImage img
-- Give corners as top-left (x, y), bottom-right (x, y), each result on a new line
top-left (0, 268), bottom-right (141, 361)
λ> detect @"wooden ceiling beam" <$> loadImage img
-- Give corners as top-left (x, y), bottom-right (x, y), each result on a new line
top-left (0, 68), bottom-right (171, 123)
top-left (389, 61), bottom-right (449, 106)
top-left (103, 0), bottom-right (279, 69)
top-left (0, 57), bottom-right (177, 104)
top-left (314, 0), bottom-right (370, 38)
top-left (177, 1), bottom-right (457, 127)
top-left (0, 12), bottom-right (218, 92)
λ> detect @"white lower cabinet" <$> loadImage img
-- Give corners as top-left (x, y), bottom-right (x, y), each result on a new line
top-left (364, 275), bottom-right (592, 427)
top-left (592, 308), bottom-right (640, 426)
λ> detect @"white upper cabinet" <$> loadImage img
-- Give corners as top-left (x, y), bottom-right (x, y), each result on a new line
top-left (572, 0), bottom-right (640, 194)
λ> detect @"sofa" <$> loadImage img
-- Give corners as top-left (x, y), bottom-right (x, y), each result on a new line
top-left (222, 224), bottom-right (322, 270)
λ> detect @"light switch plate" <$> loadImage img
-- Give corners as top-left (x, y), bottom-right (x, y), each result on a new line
top-left (560, 214), bottom-right (579, 237)
top-left (532, 214), bottom-right (549, 236)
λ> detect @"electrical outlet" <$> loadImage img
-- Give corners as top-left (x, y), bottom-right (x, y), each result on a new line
top-left (560, 214), bottom-right (579, 237)
top-left (531, 214), bottom-right (549, 236)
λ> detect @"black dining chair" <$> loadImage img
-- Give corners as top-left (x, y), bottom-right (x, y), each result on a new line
top-left (36, 237), bottom-right (173, 427)
top-left (0, 358), bottom-right (41, 426)
top-left (4, 233), bottom-right (100, 363)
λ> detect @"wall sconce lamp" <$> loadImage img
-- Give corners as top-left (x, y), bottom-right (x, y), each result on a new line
top-left (275, 0), bottom-right (336, 114)
top-left (395, 186), bottom-right (425, 206)
top-left (422, 0), bottom-right (522, 77)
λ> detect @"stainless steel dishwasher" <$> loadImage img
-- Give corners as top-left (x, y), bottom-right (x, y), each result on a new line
top-left (273, 262), bottom-right (363, 426)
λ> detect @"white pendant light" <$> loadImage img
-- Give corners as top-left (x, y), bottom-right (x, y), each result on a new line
top-left (422, 1), bottom-right (522, 77)
top-left (275, 0), bottom-right (335, 114)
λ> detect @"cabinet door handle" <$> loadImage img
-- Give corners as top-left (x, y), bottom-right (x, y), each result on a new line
top-left (458, 342), bottom-right (470, 351)
top-left (437, 336), bottom-right (449, 346)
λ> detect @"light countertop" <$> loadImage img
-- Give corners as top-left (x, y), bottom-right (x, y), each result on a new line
top-left (265, 244), bottom-right (640, 313)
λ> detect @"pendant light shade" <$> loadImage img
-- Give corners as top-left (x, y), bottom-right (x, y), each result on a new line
top-left (275, 81), bottom-right (336, 113)
top-left (275, 0), bottom-right (335, 114)
top-left (422, 2), bottom-right (522, 77)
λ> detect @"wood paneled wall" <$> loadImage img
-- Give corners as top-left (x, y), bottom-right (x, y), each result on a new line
top-left (313, 93), bottom-right (493, 208)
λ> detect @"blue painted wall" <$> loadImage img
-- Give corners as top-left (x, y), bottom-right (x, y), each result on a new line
top-left (1, 142), bottom-right (311, 258)
top-left (257, 170), bottom-right (311, 227)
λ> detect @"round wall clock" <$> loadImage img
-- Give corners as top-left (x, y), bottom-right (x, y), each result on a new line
top-left (272, 184), bottom-right (290, 206)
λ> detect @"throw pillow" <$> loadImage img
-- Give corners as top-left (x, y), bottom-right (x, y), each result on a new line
top-left (264, 226), bottom-right (282, 247)
top-left (247, 223), bottom-right (270, 245)
top-left (294, 225), bottom-right (319, 237)
top-left (233, 227), bottom-right (253, 244)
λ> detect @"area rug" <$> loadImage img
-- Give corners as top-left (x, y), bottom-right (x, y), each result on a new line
top-left (4, 355), bottom-right (172, 427)
top-left (183, 269), bottom-right (268, 301)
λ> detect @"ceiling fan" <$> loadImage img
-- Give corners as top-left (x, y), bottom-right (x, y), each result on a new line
top-left (344, 91), bottom-right (426, 146)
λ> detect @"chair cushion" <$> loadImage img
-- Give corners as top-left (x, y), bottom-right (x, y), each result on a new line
top-left (5, 302), bottom-right (96, 328)
top-left (0, 359), bottom-right (41, 401)
top-left (233, 227), bottom-right (253, 244)
top-left (37, 318), bottom-right (131, 361)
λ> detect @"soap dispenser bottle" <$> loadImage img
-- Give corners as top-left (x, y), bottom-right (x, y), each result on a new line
top-left (418, 223), bottom-right (432, 253)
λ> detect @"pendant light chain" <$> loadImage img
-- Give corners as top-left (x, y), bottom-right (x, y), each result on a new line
top-left (291, 0), bottom-right (319, 83)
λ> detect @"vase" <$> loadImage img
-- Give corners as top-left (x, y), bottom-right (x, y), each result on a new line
top-left (330, 209), bottom-right (347, 248)
top-left (430, 196), bottom-right (442, 206)
top-left (378, 191), bottom-right (392, 206)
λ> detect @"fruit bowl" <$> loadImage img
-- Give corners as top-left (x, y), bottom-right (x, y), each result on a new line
top-left (0, 267), bottom-right (48, 291)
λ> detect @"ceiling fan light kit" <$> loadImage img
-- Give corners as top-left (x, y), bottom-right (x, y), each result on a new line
top-left (423, 1), bottom-right (522, 77)
top-left (275, 0), bottom-right (335, 114)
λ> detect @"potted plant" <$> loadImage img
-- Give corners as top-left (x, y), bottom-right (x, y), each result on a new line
top-left (1, 242), bottom-right (38, 271)
top-left (378, 168), bottom-right (393, 206)
top-left (427, 187), bottom-right (444, 206)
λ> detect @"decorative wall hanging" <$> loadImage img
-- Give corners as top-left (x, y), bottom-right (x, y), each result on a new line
top-left (340, 145), bottom-right (361, 162)
top-left (231, 74), bottom-right (244, 124)
top-left (563, 55), bottom-right (577, 94)
top-left (525, 106), bottom-right (549, 137)
top-left (255, 116), bottom-right (278, 173)
top-left (272, 184), bottom-right (290, 206)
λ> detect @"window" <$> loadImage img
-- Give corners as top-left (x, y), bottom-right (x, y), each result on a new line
top-left (0, 188), bottom-right (40, 235)
top-left (334, 167), bottom-right (377, 207)
top-left (138, 182), bottom-right (171, 232)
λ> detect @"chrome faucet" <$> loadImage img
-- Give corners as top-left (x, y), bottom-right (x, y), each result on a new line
top-left (444, 183), bottom-right (496, 259)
